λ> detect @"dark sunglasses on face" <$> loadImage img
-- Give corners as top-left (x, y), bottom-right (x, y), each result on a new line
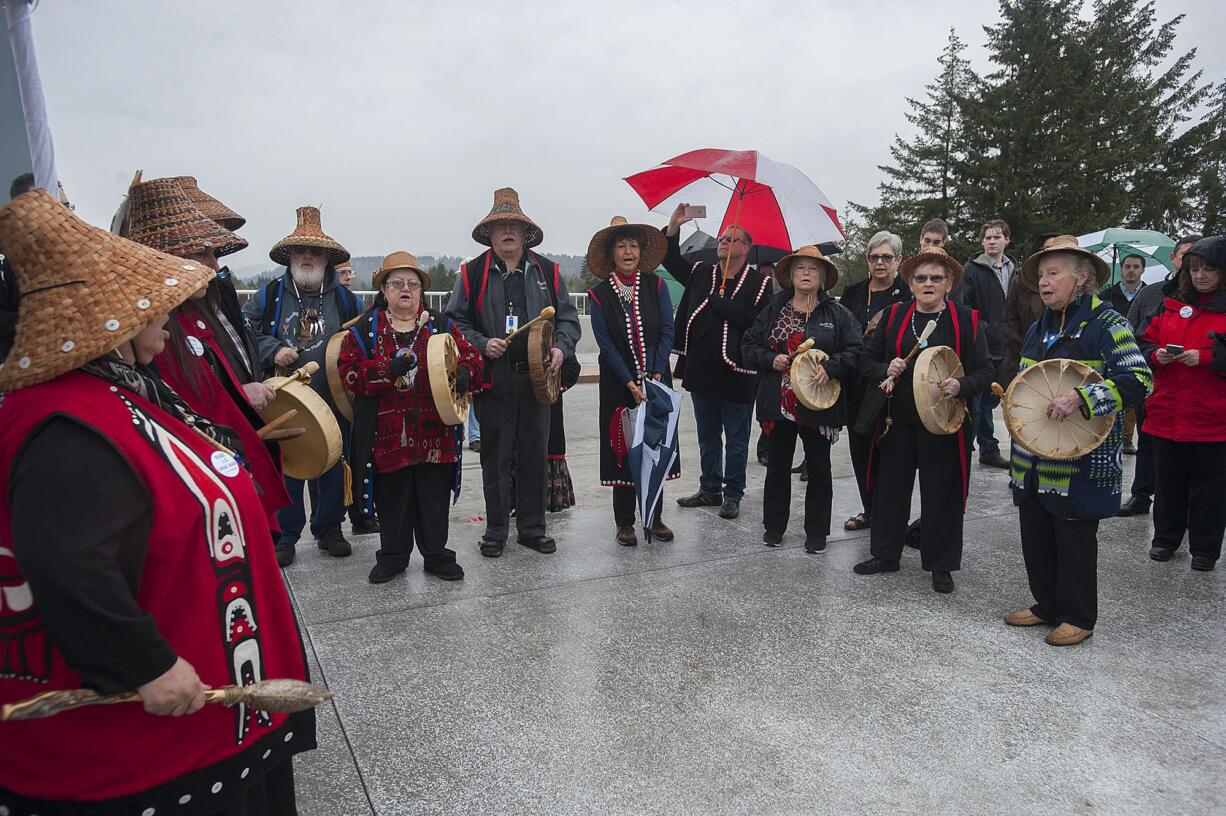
top-left (912, 274), bottom-right (946, 284)
top-left (868, 254), bottom-right (896, 264)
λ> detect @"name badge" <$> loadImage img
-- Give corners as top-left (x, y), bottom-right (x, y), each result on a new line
top-left (1179, 305), bottom-right (1194, 319)
top-left (506, 315), bottom-right (519, 335)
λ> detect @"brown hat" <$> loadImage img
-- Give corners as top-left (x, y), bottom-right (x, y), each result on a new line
top-left (0, 190), bottom-right (215, 392)
top-left (125, 177), bottom-right (247, 259)
top-left (472, 187), bottom-right (543, 248)
top-left (585, 216), bottom-right (668, 280)
top-left (270, 206), bottom-right (350, 266)
top-left (169, 176), bottom-right (246, 231)
top-left (373, 251), bottom-right (430, 291)
top-left (775, 245), bottom-right (839, 291)
top-left (899, 246), bottom-right (965, 289)
top-left (1020, 234), bottom-right (1110, 290)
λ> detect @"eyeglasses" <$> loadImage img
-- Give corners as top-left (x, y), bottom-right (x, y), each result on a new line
top-left (868, 254), bottom-right (896, 264)
top-left (717, 234), bottom-right (749, 245)
top-left (912, 274), bottom-right (946, 284)
top-left (386, 279), bottom-right (422, 291)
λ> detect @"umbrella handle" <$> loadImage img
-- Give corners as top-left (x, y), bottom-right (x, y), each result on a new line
top-left (718, 185), bottom-right (745, 296)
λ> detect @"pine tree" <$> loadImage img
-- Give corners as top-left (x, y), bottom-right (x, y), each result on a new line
top-left (850, 29), bottom-right (974, 258)
top-left (1189, 79), bottom-right (1226, 235)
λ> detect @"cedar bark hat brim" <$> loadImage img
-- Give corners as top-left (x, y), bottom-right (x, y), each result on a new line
top-left (585, 219), bottom-right (667, 280)
top-left (270, 206), bottom-right (350, 266)
top-left (0, 190), bottom-right (215, 392)
top-left (775, 246), bottom-right (839, 291)
top-left (169, 176), bottom-right (246, 231)
top-left (471, 187), bottom-right (543, 248)
top-left (125, 177), bottom-right (247, 259)
top-left (899, 247), bottom-right (965, 289)
top-left (1020, 235), bottom-right (1110, 290)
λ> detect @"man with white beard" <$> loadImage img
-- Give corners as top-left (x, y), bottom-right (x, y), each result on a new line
top-left (244, 206), bottom-right (363, 566)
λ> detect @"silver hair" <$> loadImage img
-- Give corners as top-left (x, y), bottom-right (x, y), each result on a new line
top-left (1045, 251), bottom-right (1098, 294)
top-left (867, 231), bottom-right (903, 257)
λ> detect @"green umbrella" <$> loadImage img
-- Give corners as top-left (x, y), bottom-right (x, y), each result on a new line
top-left (654, 267), bottom-right (685, 308)
top-left (1076, 228), bottom-right (1176, 287)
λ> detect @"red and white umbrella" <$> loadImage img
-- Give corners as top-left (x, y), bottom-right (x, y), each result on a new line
top-left (624, 148), bottom-right (845, 251)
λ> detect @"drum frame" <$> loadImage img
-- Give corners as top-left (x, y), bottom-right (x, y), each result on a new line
top-left (527, 320), bottom-right (561, 405)
top-left (913, 345), bottom-right (966, 435)
top-left (790, 348), bottom-right (841, 411)
top-left (426, 332), bottom-right (470, 425)
top-left (1003, 358), bottom-right (1114, 460)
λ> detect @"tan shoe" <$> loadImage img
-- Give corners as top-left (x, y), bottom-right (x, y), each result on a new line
top-left (1045, 623), bottom-right (1094, 646)
top-left (1004, 609), bottom-right (1049, 627)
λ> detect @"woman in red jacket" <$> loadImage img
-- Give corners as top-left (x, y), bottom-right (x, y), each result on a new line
top-left (1138, 235), bottom-right (1226, 571)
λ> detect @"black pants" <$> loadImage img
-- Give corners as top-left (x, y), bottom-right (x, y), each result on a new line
top-left (763, 421), bottom-right (832, 542)
top-left (1128, 403), bottom-right (1155, 500)
top-left (869, 421), bottom-right (967, 571)
top-left (613, 486), bottom-right (663, 528)
top-left (1018, 490), bottom-right (1099, 630)
top-left (476, 372), bottom-right (550, 543)
top-left (1151, 437), bottom-right (1226, 562)
top-left (848, 426), bottom-right (873, 518)
top-left (373, 463), bottom-right (457, 570)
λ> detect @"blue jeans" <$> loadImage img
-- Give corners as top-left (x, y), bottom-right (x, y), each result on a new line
top-left (690, 394), bottom-right (752, 502)
top-left (468, 409), bottom-right (481, 443)
top-left (279, 460), bottom-right (348, 545)
top-left (973, 394), bottom-right (1000, 458)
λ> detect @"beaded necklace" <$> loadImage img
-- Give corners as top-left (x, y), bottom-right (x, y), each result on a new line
top-left (911, 302), bottom-right (946, 344)
top-left (387, 310), bottom-right (425, 390)
top-left (613, 270), bottom-right (647, 383)
top-left (289, 278), bottom-right (324, 350)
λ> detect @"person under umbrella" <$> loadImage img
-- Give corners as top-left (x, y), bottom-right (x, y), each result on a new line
top-left (1137, 235), bottom-right (1226, 571)
top-left (743, 246), bottom-right (862, 552)
top-left (339, 252), bottom-right (482, 584)
top-left (1005, 236), bottom-right (1152, 645)
top-left (587, 216), bottom-right (677, 546)
top-left (854, 247), bottom-right (993, 593)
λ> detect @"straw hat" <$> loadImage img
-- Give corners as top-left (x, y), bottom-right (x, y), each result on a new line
top-left (269, 206), bottom-right (350, 266)
top-left (899, 246), bottom-right (965, 289)
top-left (775, 245), bottom-right (839, 291)
top-left (169, 176), bottom-right (246, 231)
top-left (125, 177), bottom-right (247, 259)
top-left (585, 216), bottom-right (668, 280)
top-left (0, 190), bottom-right (215, 392)
top-left (472, 187), bottom-right (543, 248)
top-left (373, 251), bottom-right (431, 291)
top-left (1020, 234), bottom-right (1111, 290)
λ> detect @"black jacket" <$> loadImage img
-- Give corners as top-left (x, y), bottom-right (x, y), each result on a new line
top-left (838, 275), bottom-right (910, 335)
top-left (1100, 280), bottom-right (1146, 318)
top-left (661, 229), bottom-right (771, 404)
top-left (953, 253), bottom-right (1013, 363)
top-left (742, 289), bottom-right (863, 427)
top-left (213, 266), bottom-right (263, 384)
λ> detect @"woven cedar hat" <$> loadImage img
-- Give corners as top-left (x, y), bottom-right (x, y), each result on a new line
top-left (373, 251), bottom-right (431, 290)
top-left (169, 176), bottom-right (246, 231)
top-left (775, 245), bottom-right (839, 291)
top-left (899, 246), bottom-right (965, 289)
top-left (472, 187), bottom-right (543, 248)
top-left (125, 177), bottom-right (247, 259)
top-left (269, 206), bottom-right (350, 266)
top-left (585, 216), bottom-right (668, 280)
top-left (1020, 234), bottom-right (1110, 290)
top-left (0, 190), bottom-right (215, 392)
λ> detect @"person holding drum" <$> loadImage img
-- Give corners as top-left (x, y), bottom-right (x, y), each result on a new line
top-left (854, 247), bottom-right (992, 593)
top-left (837, 231), bottom-right (910, 533)
top-left (743, 246), bottom-right (862, 553)
top-left (587, 216), bottom-right (677, 546)
top-left (339, 252), bottom-right (483, 584)
top-left (1137, 235), bottom-right (1226, 571)
top-left (1005, 235), bottom-right (1152, 645)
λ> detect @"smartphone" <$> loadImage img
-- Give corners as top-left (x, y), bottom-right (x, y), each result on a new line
top-left (1165, 344), bottom-right (1185, 355)
top-left (683, 205), bottom-right (707, 219)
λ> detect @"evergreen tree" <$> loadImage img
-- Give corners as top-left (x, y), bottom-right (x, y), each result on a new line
top-left (1189, 79), bottom-right (1226, 235)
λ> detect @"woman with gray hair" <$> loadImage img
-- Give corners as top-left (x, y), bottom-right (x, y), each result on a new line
top-left (1005, 236), bottom-right (1151, 646)
top-left (837, 230), bottom-right (910, 531)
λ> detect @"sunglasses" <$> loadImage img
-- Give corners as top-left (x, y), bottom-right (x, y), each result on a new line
top-left (386, 279), bottom-right (422, 291)
top-left (717, 234), bottom-right (749, 245)
top-left (868, 254), bottom-right (896, 264)
top-left (912, 274), bottom-right (946, 284)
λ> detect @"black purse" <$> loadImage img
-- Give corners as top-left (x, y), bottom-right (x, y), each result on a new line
top-left (853, 380), bottom-right (891, 437)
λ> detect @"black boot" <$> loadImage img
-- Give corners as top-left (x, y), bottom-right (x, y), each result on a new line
top-left (316, 526), bottom-right (352, 558)
top-left (677, 490), bottom-right (722, 507)
top-left (1116, 495), bottom-right (1151, 517)
top-left (853, 557), bottom-right (900, 575)
top-left (275, 541), bottom-right (296, 568)
top-left (932, 570), bottom-right (955, 593)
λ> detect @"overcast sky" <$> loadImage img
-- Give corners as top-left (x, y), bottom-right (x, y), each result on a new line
top-left (29, 0), bottom-right (1226, 270)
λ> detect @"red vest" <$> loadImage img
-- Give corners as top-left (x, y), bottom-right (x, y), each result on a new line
top-left (0, 372), bottom-right (308, 801)
top-left (158, 310), bottom-right (291, 527)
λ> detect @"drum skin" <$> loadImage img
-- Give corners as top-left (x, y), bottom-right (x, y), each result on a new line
top-left (527, 320), bottom-right (560, 406)
top-left (324, 331), bottom-right (354, 422)
top-left (1003, 358), bottom-right (1114, 460)
top-left (427, 332), bottom-right (469, 426)
top-left (913, 345), bottom-right (966, 435)
top-left (259, 372), bottom-right (342, 480)
top-left (790, 348), bottom-right (841, 411)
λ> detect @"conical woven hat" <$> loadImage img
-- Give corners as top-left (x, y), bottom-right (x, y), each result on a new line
top-left (472, 187), bottom-right (543, 248)
top-left (775, 245), bottom-right (839, 291)
top-left (169, 175), bottom-right (246, 231)
top-left (125, 177), bottom-right (247, 259)
top-left (585, 216), bottom-right (667, 280)
top-left (270, 206), bottom-right (349, 266)
top-left (0, 190), bottom-right (215, 392)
